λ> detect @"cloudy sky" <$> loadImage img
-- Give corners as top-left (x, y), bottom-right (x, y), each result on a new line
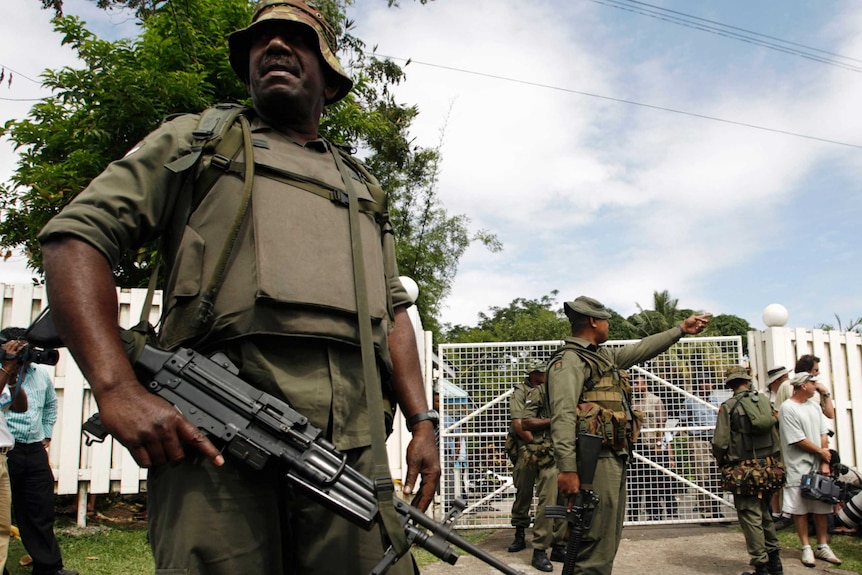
top-left (2, 0), bottom-right (861, 332)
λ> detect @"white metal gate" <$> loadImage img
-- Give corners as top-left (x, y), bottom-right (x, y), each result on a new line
top-left (436, 336), bottom-right (743, 529)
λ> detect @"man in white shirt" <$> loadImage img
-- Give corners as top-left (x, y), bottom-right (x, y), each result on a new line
top-left (778, 372), bottom-right (841, 567)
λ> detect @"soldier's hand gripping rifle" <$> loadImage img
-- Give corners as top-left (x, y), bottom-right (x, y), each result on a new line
top-left (546, 433), bottom-right (603, 575)
top-left (26, 310), bottom-right (523, 575)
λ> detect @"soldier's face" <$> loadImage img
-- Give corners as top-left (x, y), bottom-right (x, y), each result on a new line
top-left (529, 371), bottom-right (545, 387)
top-left (593, 318), bottom-right (609, 344)
top-left (246, 22), bottom-right (336, 122)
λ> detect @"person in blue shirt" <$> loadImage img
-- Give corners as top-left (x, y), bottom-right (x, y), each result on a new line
top-left (1, 327), bottom-right (77, 575)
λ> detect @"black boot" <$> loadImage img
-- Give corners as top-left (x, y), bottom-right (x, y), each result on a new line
top-left (766, 550), bottom-right (783, 575)
top-left (550, 544), bottom-right (566, 562)
top-left (741, 564), bottom-right (769, 575)
top-left (507, 526), bottom-right (526, 552)
top-left (531, 548), bottom-right (553, 572)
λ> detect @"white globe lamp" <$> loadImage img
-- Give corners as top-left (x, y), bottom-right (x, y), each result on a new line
top-left (762, 304), bottom-right (788, 328)
top-left (399, 276), bottom-right (420, 304)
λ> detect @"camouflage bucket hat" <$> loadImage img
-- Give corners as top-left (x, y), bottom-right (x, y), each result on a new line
top-left (724, 365), bottom-right (752, 387)
top-left (524, 359), bottom-right (546, 376)
top-left (229, 0), bottom-right (353, 104)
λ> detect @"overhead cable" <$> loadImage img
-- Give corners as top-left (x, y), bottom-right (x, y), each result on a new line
top-left (372, 53), bottom-right (862, 150)
top-left (591, 0), bottom-right (862, 73)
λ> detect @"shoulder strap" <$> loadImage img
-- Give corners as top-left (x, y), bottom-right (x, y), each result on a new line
top-left (164, 103), bottom-right (253, 208)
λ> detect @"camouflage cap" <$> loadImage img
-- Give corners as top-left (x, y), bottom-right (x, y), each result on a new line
top-left (524, 358), bottom-right (546, 375)
top-left (724, 365), bottom-right (752, 386)
top-left (564, 296), bottom-right (612, 321)
top-left (228, 0), bottom-right (353, 104)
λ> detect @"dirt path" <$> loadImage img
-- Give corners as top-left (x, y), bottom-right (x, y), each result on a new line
top-left (419, 525), bottom-right (857, 575)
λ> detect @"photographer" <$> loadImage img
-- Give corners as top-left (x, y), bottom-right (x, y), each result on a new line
top-left (1, 327), bottom-right (77, 575)
top-left (778, 372), bottom-right (841, 567)
top-left (0, 337), bottom-right (29, 574)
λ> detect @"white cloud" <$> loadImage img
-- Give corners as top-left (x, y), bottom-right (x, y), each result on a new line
top-left (351, 1), bottom-right (862, 330)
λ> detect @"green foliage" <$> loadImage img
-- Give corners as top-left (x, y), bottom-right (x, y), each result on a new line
top-left (627, 289), bottom-right (686, 337)
top-left (816, 313), bottom-right (862, 333)
top-left (2, 1), bottom-right (250, 284)
top-left (443, 291), bottom-right (569, 343)
top-left (8, 0), bottom-right (490, 331)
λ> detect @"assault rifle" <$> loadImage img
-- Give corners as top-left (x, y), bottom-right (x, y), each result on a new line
top-left (546, 433), bottom-right (603, 575)
top-left (26, 310), bottom-right (522, 575)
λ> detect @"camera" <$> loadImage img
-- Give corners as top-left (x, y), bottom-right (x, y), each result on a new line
top-left (0, 335), bottom-right (60, 366)
top-left (835, 490), bottom-right (862, 528)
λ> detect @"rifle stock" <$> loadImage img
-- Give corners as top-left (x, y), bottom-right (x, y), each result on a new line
top-left (28, 311), bottom-right (522, 575)
top-left (546, 433), bottom-right (603, 575)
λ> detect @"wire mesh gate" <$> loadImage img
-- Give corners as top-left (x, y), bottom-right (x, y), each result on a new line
top-left (436, 336), bottom-right (744, 529)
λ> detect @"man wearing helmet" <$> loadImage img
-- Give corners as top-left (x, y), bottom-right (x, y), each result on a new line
top-left (38, 2), bottom-right (438, 573)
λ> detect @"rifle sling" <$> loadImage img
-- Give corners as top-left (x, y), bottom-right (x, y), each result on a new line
top-left (330, 145), bottom-right (409, 557)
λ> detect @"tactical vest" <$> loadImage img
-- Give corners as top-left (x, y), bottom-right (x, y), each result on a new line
top-left (157, 106), bottom-right (397, 369)
top-left (551, 344), bottom-right (637, 453)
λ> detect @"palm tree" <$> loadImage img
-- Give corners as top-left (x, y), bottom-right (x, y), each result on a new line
top-left (629, 290), bottom-right (684, 337)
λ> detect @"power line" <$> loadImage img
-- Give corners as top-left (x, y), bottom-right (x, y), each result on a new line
top-left (591, 0), bottom-right (862, 73)
top-left (0, 65), bottom-right (42, 84)
top-left (373, 53), bottom-right (862, 150)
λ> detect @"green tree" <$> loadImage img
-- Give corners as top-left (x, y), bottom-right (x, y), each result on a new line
top-left (443, 292), bottom-right (568, 343)
top-left (816, 314), bottom-right (862, 333)
top-left (627, 289), bottom-right (687, 337)
top-left (443, 291), bottom-right (636, 344)
top-left (5, 0), bottom-right (490, 330)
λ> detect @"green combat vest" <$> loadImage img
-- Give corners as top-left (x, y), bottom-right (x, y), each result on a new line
top-left (551, 344), bottom-right (637, 454)
top-left (158, 105), bottom-right (398, 371)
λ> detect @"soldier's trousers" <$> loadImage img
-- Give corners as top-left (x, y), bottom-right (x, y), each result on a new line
top-left (734, 493), bottom-right (780, 566)
top-left (573, 451), bottom-right (627, 575)
top-left (510, 452), bottom-right (536, 529)
top-left (511, 457), bottom-right (565, 550)
top-left (147, 445), bottom-right (417, 575)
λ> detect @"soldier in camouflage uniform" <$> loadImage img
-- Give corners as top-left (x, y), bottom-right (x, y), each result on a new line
top-left (548, 296), bottom-right (710, 575)
top-left (712, 366), bottom-right (784, 575)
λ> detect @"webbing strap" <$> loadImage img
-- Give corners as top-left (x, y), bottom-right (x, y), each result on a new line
top-left (330, 146), bottom-right (409, 556)
top-left (212, 155), bottom-right (386, 215)
top-left (193, 116), bottom-right (255, 329)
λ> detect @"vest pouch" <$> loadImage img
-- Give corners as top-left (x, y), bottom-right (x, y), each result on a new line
top-left (251, 171), bottom-right (388, 321)
top-left (505, 434), bottom-right (519, 465)
top-left (576, 402), bottom-right (628, 451)
top-left (721, 456), bottom-right (786, 496)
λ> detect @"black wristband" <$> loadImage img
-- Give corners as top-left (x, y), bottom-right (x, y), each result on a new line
top-left (406, 410), bottom-right (439, 431)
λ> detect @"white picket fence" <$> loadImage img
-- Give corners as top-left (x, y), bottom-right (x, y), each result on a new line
top-left (749, 326), bottom-right (862, 470)
top-left (0, 283), bottom-right (430, 525)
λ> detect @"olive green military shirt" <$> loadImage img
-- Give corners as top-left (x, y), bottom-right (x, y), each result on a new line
top-left (39, 113), bottom-right (411, 451)
top-left (509, 380), bottom-right (531, 448)
top-left (548, 327), bottom-right (683, 473)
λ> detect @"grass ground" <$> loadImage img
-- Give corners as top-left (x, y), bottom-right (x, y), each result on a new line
top-left (774, 525), bottom-right (862, 573)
